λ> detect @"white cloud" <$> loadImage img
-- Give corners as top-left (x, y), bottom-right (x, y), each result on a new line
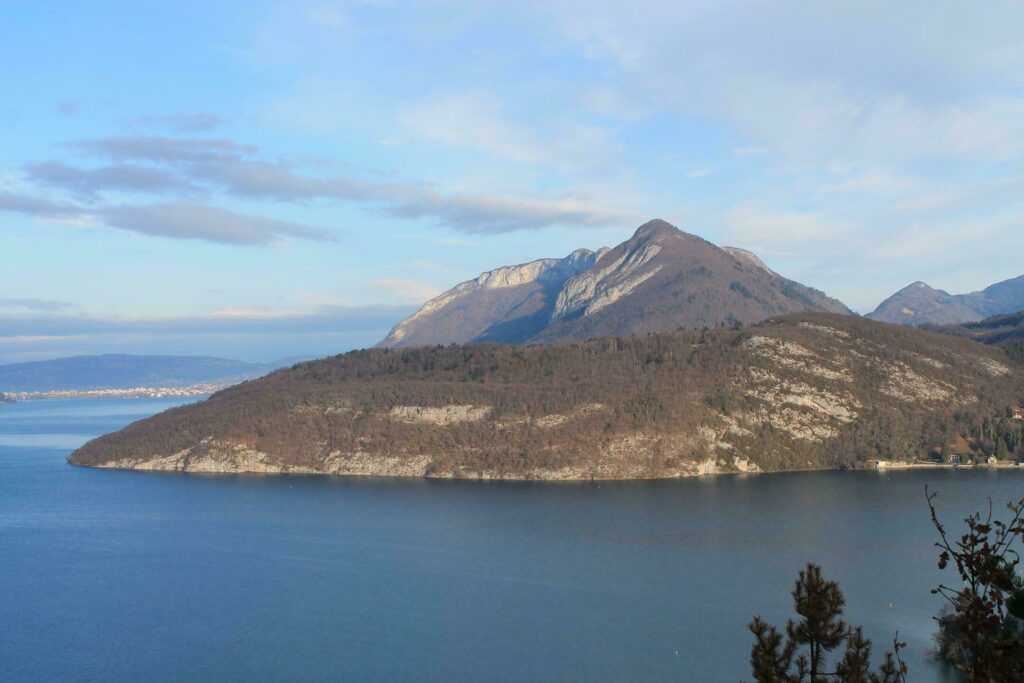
top-left (71, 136), bottom-right (258, 163)
top-left (428, 235), bottom-right (478, 247)
top-left (0, 191), bottom-right (80, 218)
top-left (719, 80), bottom-right (1024, 166)
top-left (722, 202), bottom-right (857, 253)
top-left (303, 3), bottom-right (347, 30)
top-left (889, 174), bottom-right (1024, 218)
top-left (3, 188), bottom-right (327, 246)
top-left (867, 212), bottom-right (1022, 262)
top-left (823, 169), bottom-right (919, 196)
top-left (208, 307), bottom-right (293, 319)
top-left (0, 299), bottom-right (79, 313)
top-left (99, 203), bottom-right (335, 246)
top-left (26, 135), bottom-right (634, 235)
top-left (364, 278), bottom-right (443, 304)
top-left (540, 1), bottom-right (1024, 168)
top-left (579, 84), bottom-right (651, 120)
top-left (398, 91), bottom-right (619, 172)
top-left (25, 161), bottom-right (195, 198)
top-left (127, 112), bottom-right (224, 133)
top-left (732, 146), bottom-right (768, 157)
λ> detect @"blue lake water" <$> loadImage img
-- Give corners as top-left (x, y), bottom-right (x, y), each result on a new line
top-left (2, 397), bottom-right (1021, 681)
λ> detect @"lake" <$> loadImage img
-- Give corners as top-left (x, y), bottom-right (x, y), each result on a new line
top-left (2, 397), bottom-right (1020, 681)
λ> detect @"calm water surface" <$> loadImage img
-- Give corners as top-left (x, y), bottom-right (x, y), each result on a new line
top-left (3, 397), bottom-right (1021, 681)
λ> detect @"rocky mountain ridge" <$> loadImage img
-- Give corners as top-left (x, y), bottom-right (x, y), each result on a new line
top-left (380, 219), bottom-right (852, 347)
top-left (378, 248), bottom-right (608, 347)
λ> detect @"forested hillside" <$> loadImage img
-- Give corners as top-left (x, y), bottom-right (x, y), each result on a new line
top-left (927, 309), bottom-right (1024, 368)
top-left (71, 314), bottom-right (1024, 479)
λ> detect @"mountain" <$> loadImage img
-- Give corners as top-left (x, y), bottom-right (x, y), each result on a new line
top-left (868, 274), bottom-right (1024, 326)
top-left (928, 309), bottom-right (1024, 367)
top-left (70, 313), bottom-right (1024, 479)
top-left (532, 220), bottom-right (851, 342)
top-left (0, 354), bottom-right (277, 393)
top-left (379, 248), bottom-right (608, 347)
top-left (379, 219), bottom-right (852, 347)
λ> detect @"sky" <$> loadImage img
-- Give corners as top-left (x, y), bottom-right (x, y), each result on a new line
top-left (3, 1), bottom-right (1024, 363)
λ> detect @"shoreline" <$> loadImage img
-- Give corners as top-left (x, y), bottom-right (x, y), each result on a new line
top-left (71, 459), bottom-right (1024, 481)
top-left (7, 387), bottom-right (220, 401)
top-left (876, 460), bottom-right (1021, 471)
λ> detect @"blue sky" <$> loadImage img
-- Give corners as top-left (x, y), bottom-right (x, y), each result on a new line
top-left (3, 1), bottom-right (1024, 362)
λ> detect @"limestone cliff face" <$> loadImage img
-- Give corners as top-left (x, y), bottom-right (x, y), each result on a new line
top-left (378, 248), bottom-right (606, 347)
top-left (70, 314), bottom-right (1024, 480)
top-left (532, 220), bottom-right (852, 343)
top-left (551, 237), bottom-right (663, 320)
top-left (721, 247), bottom-right (774, 275)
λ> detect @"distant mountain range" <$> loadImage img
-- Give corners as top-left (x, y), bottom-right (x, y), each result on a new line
top-left (380, 219), bottom-right (852, 347)
top-left (868, 274), bottom-right (1024, 326)
top-left (0, 354), bottom-right (290, 394)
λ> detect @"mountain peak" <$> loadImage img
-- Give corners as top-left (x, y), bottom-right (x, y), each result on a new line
top-left (868, 281), bottom-right (969, 325)
top-left (380, 219), bottom-right (852, 347)
top-left (870, 272), bottom-right (1024, 326)
top-left (632, 219), bottom-right (681, 240)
